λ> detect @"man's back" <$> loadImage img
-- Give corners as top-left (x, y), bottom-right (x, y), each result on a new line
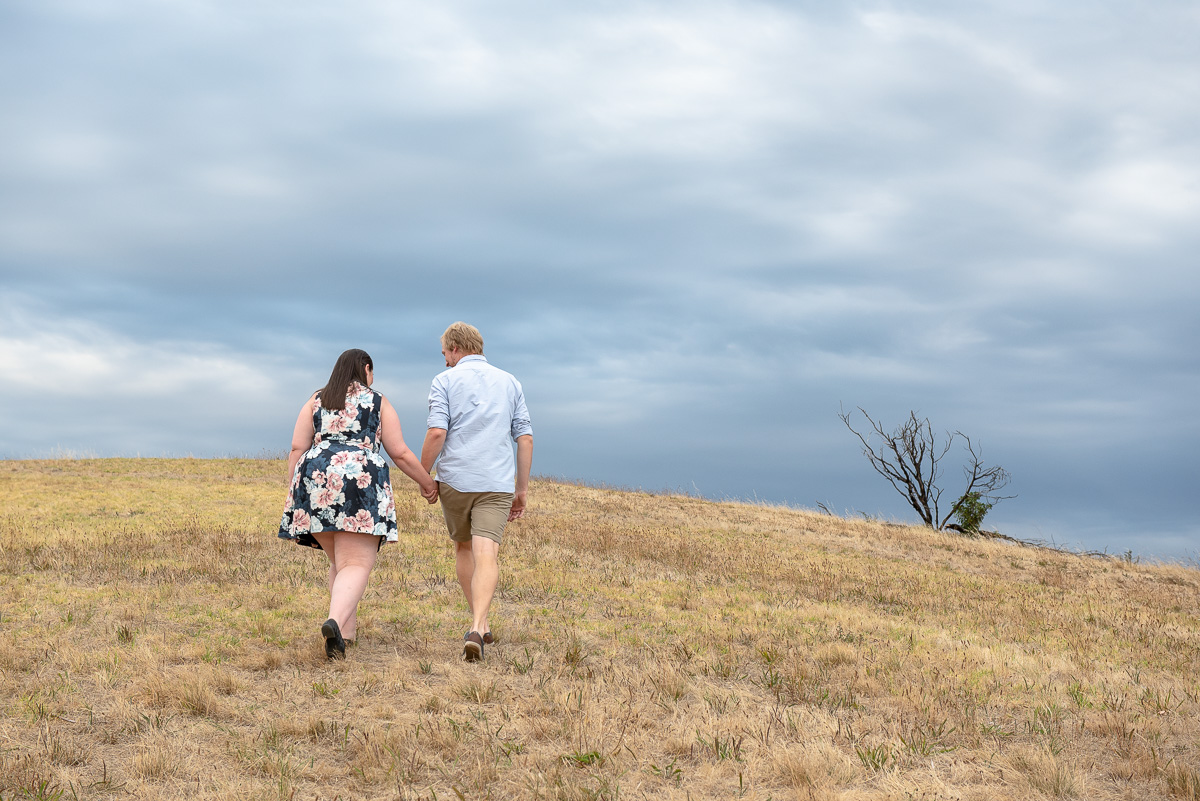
top-left (427, 355), bottom-right (532, 493)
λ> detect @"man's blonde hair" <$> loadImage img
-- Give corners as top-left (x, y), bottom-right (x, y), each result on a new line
top-left (441, 322), bottom-right (484, 355)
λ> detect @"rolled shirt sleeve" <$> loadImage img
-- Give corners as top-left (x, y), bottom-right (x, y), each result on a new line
top-left (427, 374), bottom-right (451, 430)
top-left (510, 385), bottom-right (533, 440)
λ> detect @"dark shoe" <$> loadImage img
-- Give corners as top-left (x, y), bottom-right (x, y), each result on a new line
top-left (464, 630), bottom-right (495, 645)
top-left (463, 631), bottom-right (484, 662)
top-left (321, 618), bottom-right (346, 660)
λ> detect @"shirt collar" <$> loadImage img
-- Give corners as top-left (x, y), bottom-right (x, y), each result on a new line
top-left (458, 354), bottom-right (488, 365)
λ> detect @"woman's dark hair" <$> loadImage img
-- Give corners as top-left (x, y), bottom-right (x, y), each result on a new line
top-left (318, 349), bottom-right (373, 411)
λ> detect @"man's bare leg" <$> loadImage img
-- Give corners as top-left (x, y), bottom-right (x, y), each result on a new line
top-left (455, 540), bottom-right (475, 620)
top-left (469, 535), bottom-right (499, 636)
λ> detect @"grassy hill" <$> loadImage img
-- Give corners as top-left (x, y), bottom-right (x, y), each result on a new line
top-left (1, 458), bottom-right (1198, 800)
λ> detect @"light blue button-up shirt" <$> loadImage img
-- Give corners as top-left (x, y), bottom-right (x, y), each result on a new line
top-left (427, 355), bottom-right (533, 493)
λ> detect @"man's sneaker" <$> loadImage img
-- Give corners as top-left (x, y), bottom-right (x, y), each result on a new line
top-left (463, 631), bottom-right (485, 662)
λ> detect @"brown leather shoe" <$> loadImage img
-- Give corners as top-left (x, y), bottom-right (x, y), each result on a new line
top-left (463, 631), bottom-right (484, 662)
top-left (464, 630), bottom-right (495, 645)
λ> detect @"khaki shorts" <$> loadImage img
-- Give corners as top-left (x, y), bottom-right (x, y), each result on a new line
top-left (438, 483), bottom-right (513, 545)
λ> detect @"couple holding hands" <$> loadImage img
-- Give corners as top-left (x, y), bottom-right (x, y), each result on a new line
top-left (277, 322), bottom-right (533, 663)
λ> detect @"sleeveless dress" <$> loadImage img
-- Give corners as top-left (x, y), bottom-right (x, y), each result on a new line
top-left (278, 381), bottom-right (398, 548)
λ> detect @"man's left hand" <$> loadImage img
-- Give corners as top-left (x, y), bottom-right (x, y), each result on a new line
top-left (508, 490), bottom-right (527, 521)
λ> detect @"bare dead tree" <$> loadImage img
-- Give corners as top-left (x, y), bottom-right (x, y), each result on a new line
top-left (838, 406), bottom-right (1012, 531)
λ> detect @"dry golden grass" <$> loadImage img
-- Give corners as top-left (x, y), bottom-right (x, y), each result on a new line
top-left (1, 458), bottom-right (1198, 800)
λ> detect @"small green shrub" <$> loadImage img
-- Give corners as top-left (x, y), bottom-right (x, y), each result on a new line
top-left (953, 492), bottom-right (993, 534)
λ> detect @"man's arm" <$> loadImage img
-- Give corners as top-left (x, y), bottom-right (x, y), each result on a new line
top-left (509, 434), bottom-right (533, 521)
top-left (422, 374), bottom-right (450, 475)
top-left (421, 428), bottom-right (447, 474)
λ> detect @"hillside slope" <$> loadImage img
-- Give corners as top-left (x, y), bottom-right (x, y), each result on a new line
top-left (1, 459), bottom-right (1198, 800)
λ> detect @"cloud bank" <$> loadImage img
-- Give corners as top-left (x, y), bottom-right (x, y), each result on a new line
top-left (2, 0), bottom-right (1197, 559)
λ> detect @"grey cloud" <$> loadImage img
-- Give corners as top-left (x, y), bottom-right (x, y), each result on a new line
top-left (2, 1), bottom-right (1198, 560)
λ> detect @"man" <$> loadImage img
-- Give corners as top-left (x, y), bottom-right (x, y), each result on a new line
top-left (421, 322), bottom-right (533, 662)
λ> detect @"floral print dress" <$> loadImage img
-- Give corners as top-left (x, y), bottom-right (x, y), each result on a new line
top-left (278, 381), bottom-right (398, 549)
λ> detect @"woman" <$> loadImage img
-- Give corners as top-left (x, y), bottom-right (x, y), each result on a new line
top-left (279, 348), bottom-right (437, 659)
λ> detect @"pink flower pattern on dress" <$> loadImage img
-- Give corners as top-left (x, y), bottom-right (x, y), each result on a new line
top-left (311, 486), bottom-right (341, 509)
top-left (337, 509), bottom-right (374, 533)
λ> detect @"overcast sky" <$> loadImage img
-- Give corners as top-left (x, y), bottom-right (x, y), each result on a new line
top-left (2, 1), bottom-right (1197, 561)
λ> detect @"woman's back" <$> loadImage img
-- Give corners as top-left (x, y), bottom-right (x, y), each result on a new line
top-left (314, 382), bottom-right (383, 452)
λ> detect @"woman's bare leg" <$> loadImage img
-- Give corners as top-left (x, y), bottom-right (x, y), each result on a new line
top-left (324, 558), bottom-right (357, 639)
top-left (313, 531), bottom-right (378, 641)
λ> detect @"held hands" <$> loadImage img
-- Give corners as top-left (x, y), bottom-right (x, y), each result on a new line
top-left (507, 490), bottom-right (527, 521)
top-left (421, 477), bottom-right (439, 504)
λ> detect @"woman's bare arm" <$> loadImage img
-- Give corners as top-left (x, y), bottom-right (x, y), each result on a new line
top-left (286, 396), bottom-right (317, 483)
top-left (379, 396), bottom-right (438, 502)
